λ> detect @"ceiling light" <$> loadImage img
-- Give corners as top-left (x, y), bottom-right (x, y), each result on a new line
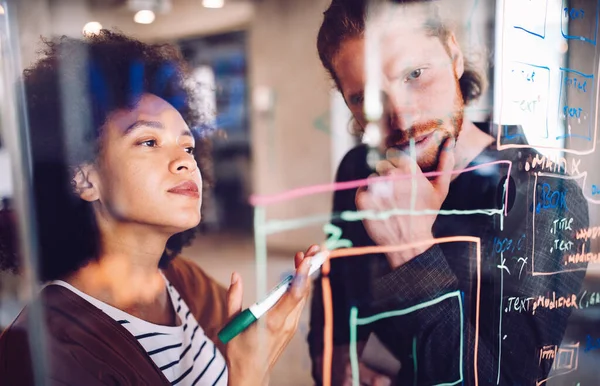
top-left (0, 5), bottom-right (5, 15)
top-left (82, 21), bottom-right (103, 36)
top-left (134, 10), bottom-right (155, 24)
top-left (203, 0), bottom-right (224, 9)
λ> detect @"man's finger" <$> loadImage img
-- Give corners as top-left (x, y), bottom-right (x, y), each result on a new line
top-left (359, 362), bottom-right (392, 386)
top-left (357, 175), bottom-right (377, 210)
top-left (431, 137), bottom-right (456, 195)
top-left (344, 361), bottom-right (392, 386)
top-left (226, 272), bottom-right (243, 318)
top-left (385, 147), bottom-right (415, 172)
top-left (375, 159), bottom-right (395, 175)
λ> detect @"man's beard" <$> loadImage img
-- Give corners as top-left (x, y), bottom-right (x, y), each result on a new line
top-left (385, 77), bottom-right (465, 172)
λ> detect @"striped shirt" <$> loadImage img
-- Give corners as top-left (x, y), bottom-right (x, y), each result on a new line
top-left (50, 277), bottom-right (228, 386)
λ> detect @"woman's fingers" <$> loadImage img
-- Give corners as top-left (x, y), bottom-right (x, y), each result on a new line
top-left (264, 255), bottom-right (311, 333)
top-left (305, 244), bottom-right (320, 257)
top-left (294, 244), bottom-right (320, 269)
top-left (294, 251), bottom-right (304, 269)
top-left (291, 253), bottom-right (311, 299)
top-left (226, 272), bottom-right (243, 319)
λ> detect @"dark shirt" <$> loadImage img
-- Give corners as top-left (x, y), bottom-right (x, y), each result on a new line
top-left (308, 124), bottom-right (589, 385)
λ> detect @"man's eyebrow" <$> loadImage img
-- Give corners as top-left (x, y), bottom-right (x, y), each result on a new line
top-left (123, 120), bottom-right (193, 138)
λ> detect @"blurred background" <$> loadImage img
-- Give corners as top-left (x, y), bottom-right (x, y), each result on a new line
top-left (0, 1), bottom-right (352, 384)
top-left (1, 0), bottom-right (600, 384)
top-left (0, 1), bottom-right (492, 383)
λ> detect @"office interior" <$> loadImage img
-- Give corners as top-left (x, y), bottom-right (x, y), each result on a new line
top-left (1, 0), bottom-right (600, 384)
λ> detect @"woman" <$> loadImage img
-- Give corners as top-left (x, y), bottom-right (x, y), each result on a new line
top-left (0, 30), bottom-right (317, 385)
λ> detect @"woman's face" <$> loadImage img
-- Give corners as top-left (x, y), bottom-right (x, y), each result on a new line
top-left (90, 93), bottom-right (202, 234)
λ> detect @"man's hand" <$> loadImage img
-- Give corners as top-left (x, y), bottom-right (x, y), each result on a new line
top-left (356, 138), bottom-right (455, 268)
top-left (343, 362), bottom-right (392, 386)
top-left (313, 342), bottom-right (392, 386)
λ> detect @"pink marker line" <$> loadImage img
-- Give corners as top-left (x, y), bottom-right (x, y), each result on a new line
top-left (250, 160), bottom-right (513, 216)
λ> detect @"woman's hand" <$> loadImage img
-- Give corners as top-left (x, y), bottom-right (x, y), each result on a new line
top-left (225, 245), bottom-right (320, 386)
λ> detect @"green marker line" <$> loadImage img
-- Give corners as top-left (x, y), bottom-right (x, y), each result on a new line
top-left (354, 291), bottom-right (461, 325)
top-left (262, 208), bottom-right (504, 235)
top-left (409, 137), bottom-right (417, 241)
top-left (341, 208), bottom-right (503, 222)
top-left (409, 137), bottom-right (417, 212)
top-left (254, 206), bottom-right (268, 301)
top-left (413, 336), bottom-right (418, 386)
top-left (263, 213), bottom-right (332, 234)
top-left (252, 206), bottom-right (268, 362)
top-left (349, 307), bottom-right (359, 386)
top-left (349, 291), bottom-right (464, 386)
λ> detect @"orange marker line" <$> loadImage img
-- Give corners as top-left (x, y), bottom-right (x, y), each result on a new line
top-left (321, 236), bottom-right (481, 386)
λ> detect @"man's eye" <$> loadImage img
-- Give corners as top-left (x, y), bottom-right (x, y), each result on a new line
top-left (139, 139), bottom-right (157, 147)
top-left (184, 147), bottom-right (195, 154)
top-left (407, 69), bottom-right (423, 80)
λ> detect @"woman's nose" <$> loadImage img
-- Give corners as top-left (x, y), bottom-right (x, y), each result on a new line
top-left (169, 149), bottom-right (197, 174)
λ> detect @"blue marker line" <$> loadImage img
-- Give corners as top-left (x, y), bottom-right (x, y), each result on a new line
top-left (557, 68), bottom-right (594, 141)
top-left (513, 26), bottom-right (545, 40)
top-left (561, 0), bottom-right (600, 45)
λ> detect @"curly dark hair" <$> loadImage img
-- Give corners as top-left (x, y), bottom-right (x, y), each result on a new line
top-left (1, 30), bottom-right (213, 282)
top-left (317, 0), bottom-right (486, 112)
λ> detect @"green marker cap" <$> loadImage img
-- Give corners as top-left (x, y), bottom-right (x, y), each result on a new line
top-left (218, 309), bottom-right (257, 344)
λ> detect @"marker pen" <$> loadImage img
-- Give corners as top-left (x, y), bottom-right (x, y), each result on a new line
top-left (218, 250), bottom-right (330, 344)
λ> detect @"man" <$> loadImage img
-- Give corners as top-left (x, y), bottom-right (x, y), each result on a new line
top-left (308, 1), bottom-right (589, 385)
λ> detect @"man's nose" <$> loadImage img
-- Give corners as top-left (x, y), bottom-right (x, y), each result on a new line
top-left (168, 148), bottom-right (197, 174)
top-left (383, 89), bottom-right (420, 132)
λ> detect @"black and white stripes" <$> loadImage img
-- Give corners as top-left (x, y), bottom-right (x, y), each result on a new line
top-left (50, 278), bottom-right (228, 386)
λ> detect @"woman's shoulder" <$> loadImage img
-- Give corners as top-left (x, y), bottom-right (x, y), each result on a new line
top-left (0, 285), bottom-right (166, 385)
top-left (163, 256), bottom-right (229, 353)
top-left (164, 255), bottom-right (227, 302)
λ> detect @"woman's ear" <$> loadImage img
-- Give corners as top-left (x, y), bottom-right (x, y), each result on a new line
top-left (447, 32), bottom-right (465, 79)
top-left (72, 164), bottom-right (100, 202)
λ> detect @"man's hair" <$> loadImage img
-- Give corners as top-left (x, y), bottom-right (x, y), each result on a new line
top-left (0, 30), bottom-right (212, 282)
top-left (317, 0), bottom-right (486, 106)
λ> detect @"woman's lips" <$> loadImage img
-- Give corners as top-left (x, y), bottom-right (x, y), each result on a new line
top-left (168, 181), bottom-right (200, 198)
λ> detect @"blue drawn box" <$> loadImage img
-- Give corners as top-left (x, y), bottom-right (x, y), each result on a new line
top-left (561, 0), bottom-right (600, 45)
top-left (556, 67), bottom-right (594, 141)
top-left (513, 0), bottom-right (548, 39)
top-left (501, 62), bottom-right (550, 141)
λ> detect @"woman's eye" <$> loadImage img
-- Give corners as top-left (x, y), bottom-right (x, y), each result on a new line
top-left (349, 94), bottom-right (364, 105)
top-left (184, 147), bottom-right (195, 154)
top-left (407, 69), bottom-right (423, 80)
top-left (139, 139), bottom-right (157, 147)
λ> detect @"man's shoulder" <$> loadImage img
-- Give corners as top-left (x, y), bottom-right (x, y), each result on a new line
top-left (336, 144), bottom-right (370, 183)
